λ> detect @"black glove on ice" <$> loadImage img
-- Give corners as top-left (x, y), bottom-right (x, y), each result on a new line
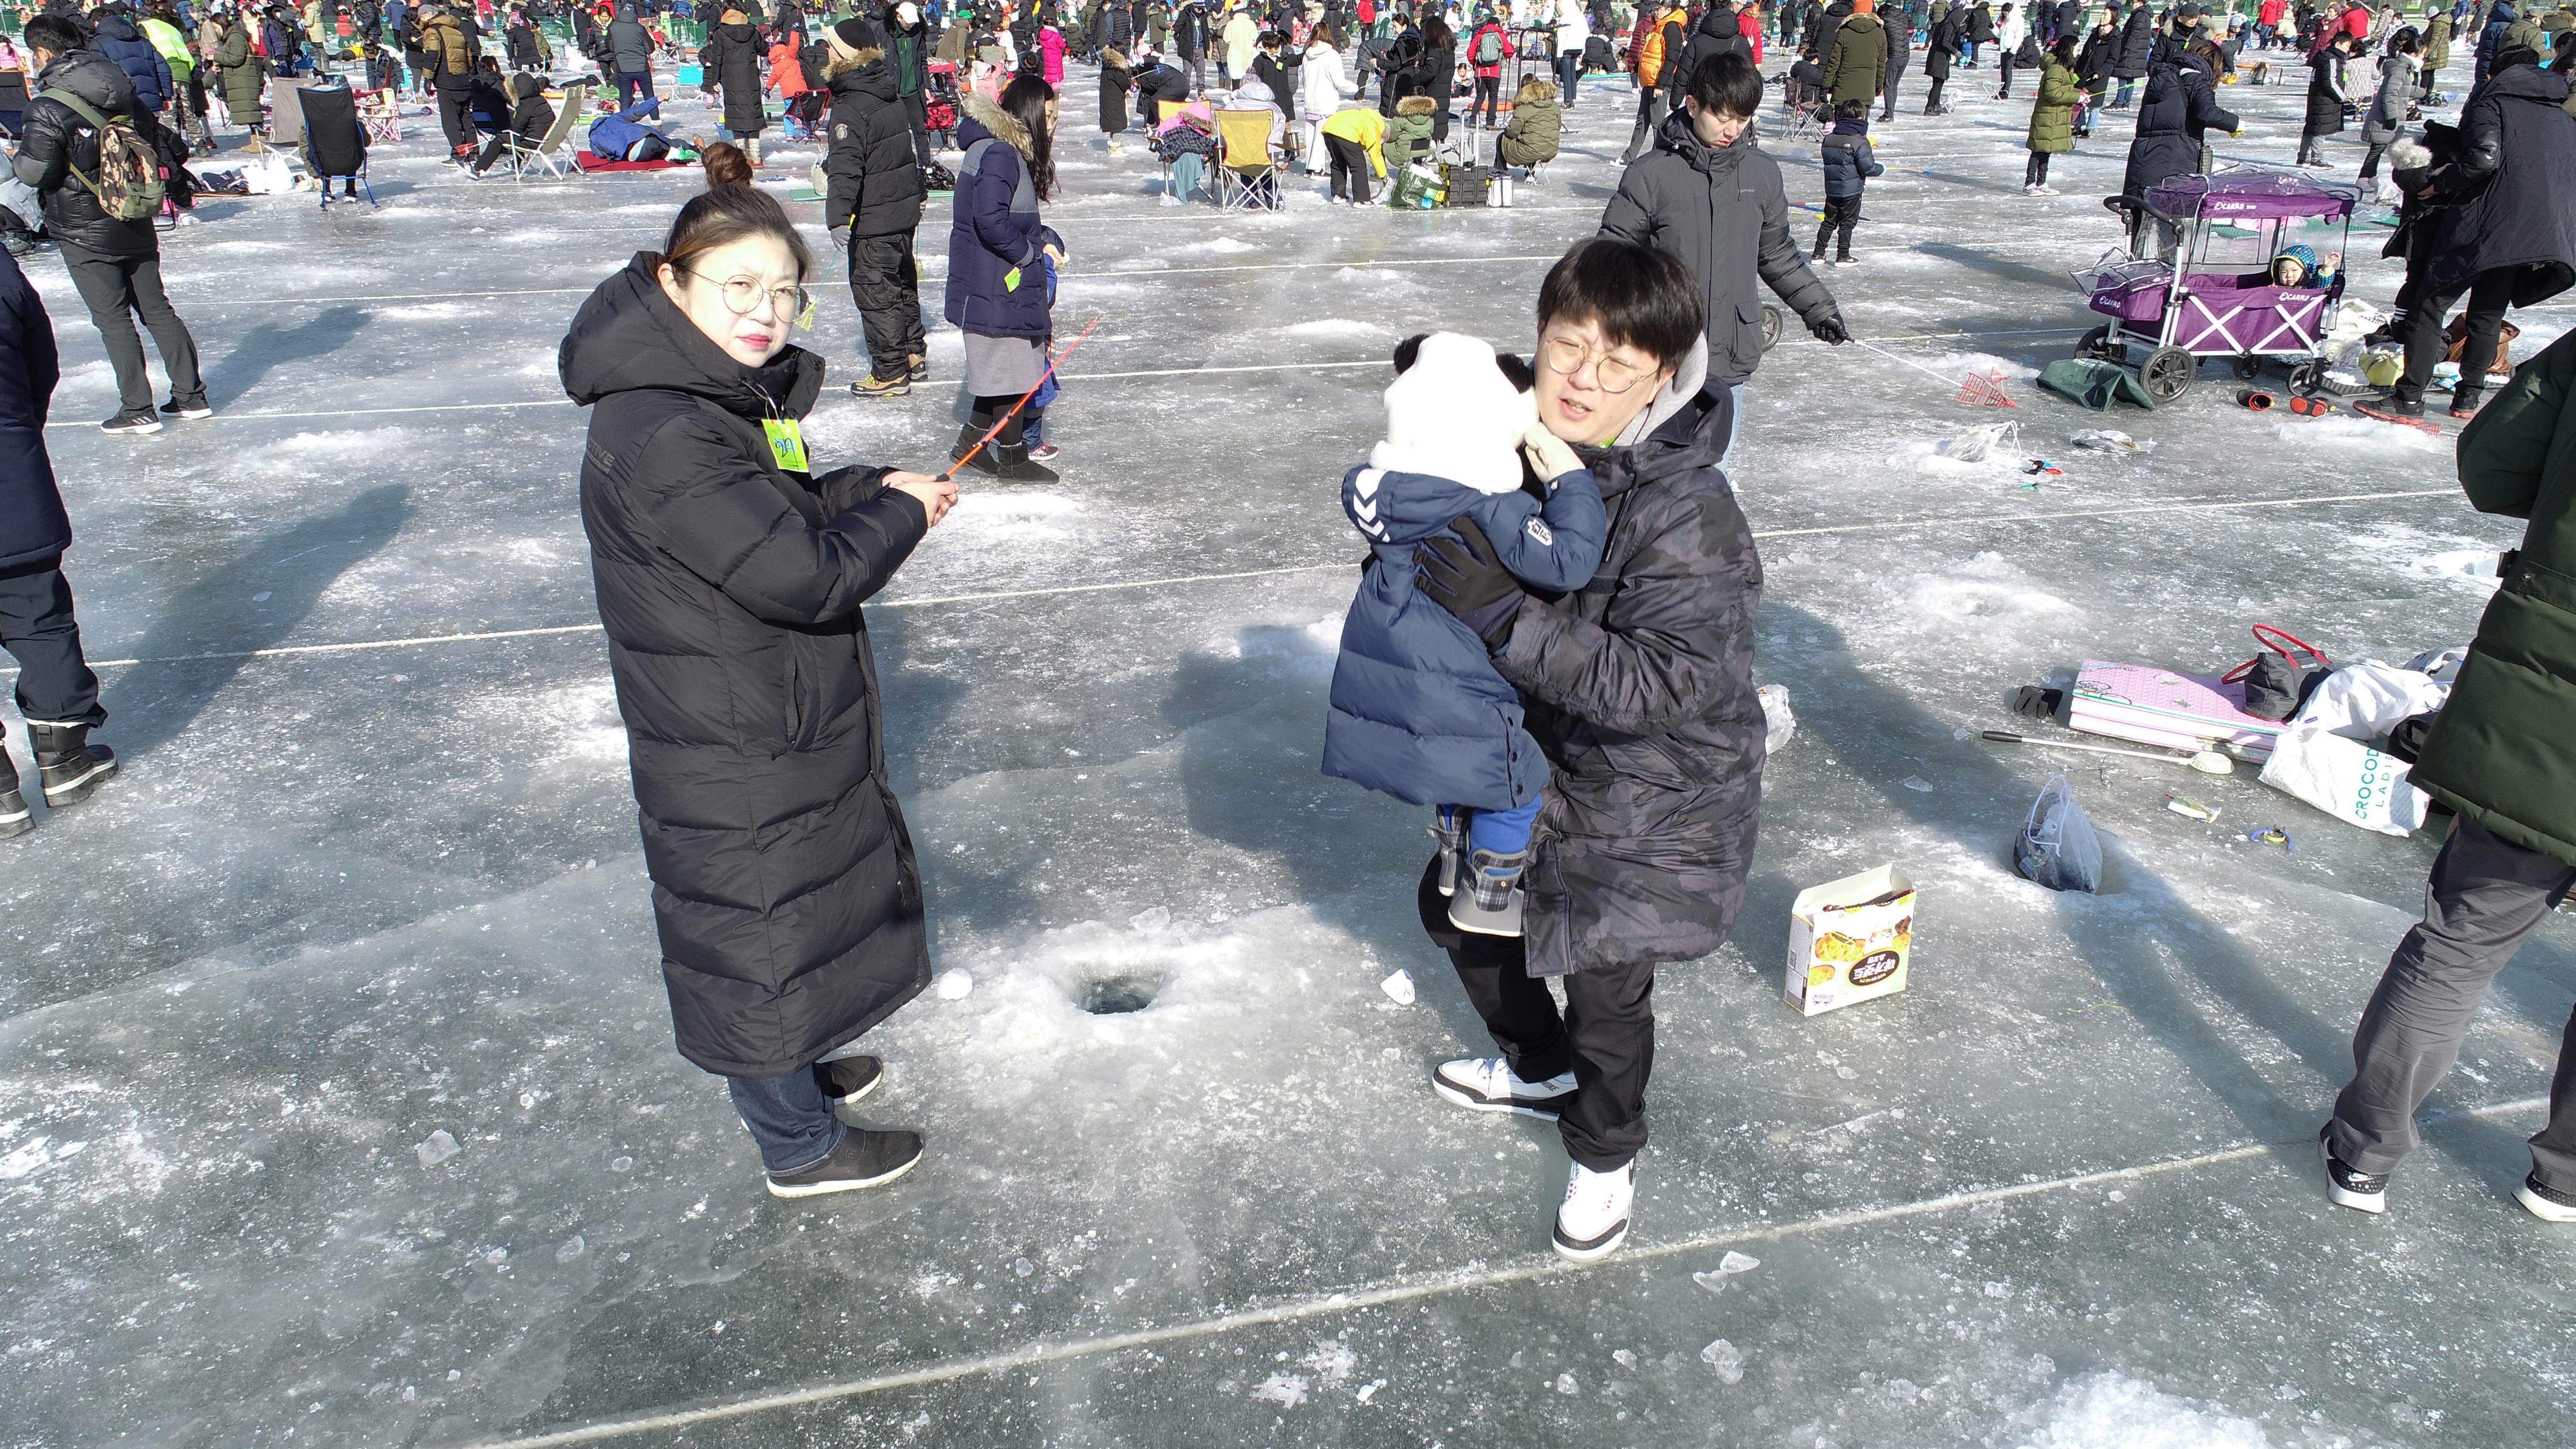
top-left (1810, 312), bottom-right (1850, 345)
top-left (1414, 516), bottom-right (1524, 649)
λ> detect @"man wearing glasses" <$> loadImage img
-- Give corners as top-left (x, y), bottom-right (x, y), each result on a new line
top-left (1408, 238), bottom-right (1765, 1263)
top-left (1599, 49), bottom-right (1848, 463)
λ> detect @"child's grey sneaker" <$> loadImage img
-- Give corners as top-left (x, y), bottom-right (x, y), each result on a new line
top-left (2516, 1174), bottom-right (2576, 1223)
top-left (1432, 1055), bottom-right (1576, 1119)
top-left (1448, 846), bottom-right (1527, 936)
top-left (1429, 808), bottom-right (1466, 897)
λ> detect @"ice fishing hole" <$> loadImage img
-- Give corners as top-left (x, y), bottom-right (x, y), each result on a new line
top-left (1073, 970), bottom-right (1166, 1015)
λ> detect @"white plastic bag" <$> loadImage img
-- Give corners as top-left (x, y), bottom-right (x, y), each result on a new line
top-left (2258, 727), bottom-right (2431, 835)
top-left (2256, 660), bottom-right (2447, 835)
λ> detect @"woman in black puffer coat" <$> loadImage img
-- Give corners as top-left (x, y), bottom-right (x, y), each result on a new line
top-left (2121, 44), bottom-right (2237, 203)
top-left (702, 7), bottom-right (772, 160)
top-left (560, 186), bottom-right (958, 1199)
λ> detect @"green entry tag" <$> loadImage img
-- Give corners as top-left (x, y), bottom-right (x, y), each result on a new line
top-left (762, 418), bottom-right (811, 474)
top-left (1004, 265), bottom-right (1022, 292)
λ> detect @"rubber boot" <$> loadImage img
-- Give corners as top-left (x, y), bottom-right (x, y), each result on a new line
top-left (950, 420), bottom-right (1000, 476)
top-left (25, 721), bottom-right (116, 809)
top-left (990, 439), bottom-right (1060, 484)
top-left (0, 734), bottom-right (30, 839)
top-left (747, 135), bottom-right (762, 167)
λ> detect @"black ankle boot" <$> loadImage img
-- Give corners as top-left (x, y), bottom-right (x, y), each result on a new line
top-left (0, 740), bottom-right (30, 838)
top-left (950, 421), bottom-right (1000, 476)
top-left (990, 440), bottom-right (1059, 484)
top-left (26, 721), bottom-right (116, 809)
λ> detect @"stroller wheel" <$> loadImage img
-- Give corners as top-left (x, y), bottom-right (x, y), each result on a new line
top-left (2075, 325), bottom-right (2112, 361)
top-left (1761, 305), bottom-right (1783, 353)
top-left (2286, 360), bottom-right (2323, 395)
top-left (2233, 354), bottom-right (2263, 381)
top-left (2141, 346), bottom-right (2198, 404)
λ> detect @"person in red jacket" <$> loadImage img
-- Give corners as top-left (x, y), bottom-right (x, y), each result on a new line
top-left (1466, 8), bottom-right (1514, 129)
top-left (1739, 0), bottom-right (1764, 64)
top-left (2257, 0), bottom-right (2286, 50)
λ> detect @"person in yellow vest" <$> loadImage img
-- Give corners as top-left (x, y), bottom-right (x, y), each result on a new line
top-left (1318, 100), bottom-right (1385, 202)
top-left (1621, 0), bottom-right (1686, 165)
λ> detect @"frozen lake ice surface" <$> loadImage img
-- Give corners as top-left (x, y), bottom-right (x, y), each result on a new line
top-left (3, 36), bottom-right (2572, 1449)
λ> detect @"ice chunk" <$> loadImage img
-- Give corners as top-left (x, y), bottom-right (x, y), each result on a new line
top-left (1719, 1250), bottom-right (1760, 1274)
top-left (555, 1235), bottom-right (585, 1263)
top-left (1379, 970), bottom-right (1416, 1006)
top-left (610, 1156), bottom-right (633, 1173)
top-left (414, 1130), bottom-right (460, 1167)
top-left (1250, 1374), bottom-right (1308, 1409)
top-left (936, 970), bottom-right (975, 1001)
top-left (1900, 775), bottom-right (1934, 793)
top-left (1612, 1349), bottom-right (1638, 1368)
top-left (1554, 1373), bottom-right (1579, 1395)
top-left (1700, 1338), bottom-right (1747, 1384)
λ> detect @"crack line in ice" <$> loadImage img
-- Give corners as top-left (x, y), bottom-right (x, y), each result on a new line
top-left (0, 488), bottom-right (2471, 678)
top-left (452, 1096), bottom-right (2545, 1449)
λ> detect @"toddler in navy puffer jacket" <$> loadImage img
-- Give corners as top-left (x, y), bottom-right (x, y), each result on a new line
top-left (1320, 332), bottom-right (1606, 937)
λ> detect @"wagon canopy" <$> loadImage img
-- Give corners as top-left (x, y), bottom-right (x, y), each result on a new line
top-left (2145, 172), bottom-right (2358, 224)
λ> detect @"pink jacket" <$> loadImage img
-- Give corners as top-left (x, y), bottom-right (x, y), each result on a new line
top-left (1041, 25), bottom-right (1066, 87)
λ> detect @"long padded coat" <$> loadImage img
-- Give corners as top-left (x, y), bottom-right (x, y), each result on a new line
top-left (2410, 327), bottom-right (2576, 866)
top-left (562, 256), bottom-right (933, 1078)
top-left (945, 92), bottom-right (1061, 341)
top-left (2121, 52), bottom-right (2236, 200)
top-left (1491, 355), bottom-right (1765, 979)
top-left (0, 248), bottom-right (66, 572)
top-left (703, 22), bottom-right (770, 135)
top-left (2423, 60), bottom-right (2576, 304)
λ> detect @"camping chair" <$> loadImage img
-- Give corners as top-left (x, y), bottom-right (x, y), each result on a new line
top-left (675, 63), bottom-right (705, 103)
top-left (1211, 106), bottom-right (1283, 212)
top-left (509, 82), bottom-right (589, 179)
top-left (354, 85), bottom-right (402, 142)
top-left (262, 75), bottom-right (320, 155)
top-left (297, 83), bottom-right (376, 208)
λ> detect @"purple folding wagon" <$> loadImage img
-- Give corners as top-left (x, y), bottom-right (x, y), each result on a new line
top-left (2070, 172), bottom-right (2359, 403)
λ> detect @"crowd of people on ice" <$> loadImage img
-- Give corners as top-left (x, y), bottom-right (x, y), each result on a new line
top-left (4, 0), bottom-right (2576, 1261)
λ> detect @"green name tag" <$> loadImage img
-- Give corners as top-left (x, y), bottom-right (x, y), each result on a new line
top-left (1004, 265), bottom-right (1023, 292)
top-left (762, 418), bottom-right (810, 474)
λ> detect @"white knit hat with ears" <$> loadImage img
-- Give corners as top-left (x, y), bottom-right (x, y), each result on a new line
top-left (1368, 332), bottom-right (1538, 497)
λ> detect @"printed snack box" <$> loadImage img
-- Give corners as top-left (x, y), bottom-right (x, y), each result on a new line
top-left (1784, 865), bottom-right (1916, 1017)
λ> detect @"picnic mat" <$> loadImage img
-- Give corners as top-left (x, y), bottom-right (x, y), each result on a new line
top-left (2070, 660), bottom-right (2283, 759)
top-left (574, 150), bottom-right (692, 172)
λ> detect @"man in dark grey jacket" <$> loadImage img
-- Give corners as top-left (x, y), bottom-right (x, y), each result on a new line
top-left (607, 4), bottom-right (658, 110)
top-left (1599, 51), bottom-right (1847, 462)
top-left (1409, 239), bottom-right (1766, 1266)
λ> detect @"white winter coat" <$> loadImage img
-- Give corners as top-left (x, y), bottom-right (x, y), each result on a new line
top-left (1301, 41), bottom-right (1355, 117)
top-left (1998, 10), bottom-right (2027, 54)
top-left (1556, 10), bottom-right (1588, 54)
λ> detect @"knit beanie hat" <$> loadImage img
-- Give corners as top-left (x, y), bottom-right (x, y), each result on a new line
top-left (1369, 333), bottom-right (1536, 496)
top-left (836, 16), bottom-right (877, 48)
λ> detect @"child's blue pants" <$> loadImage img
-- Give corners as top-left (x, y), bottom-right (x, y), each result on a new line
top-left (1448, 797), bottom-right (1542, 858)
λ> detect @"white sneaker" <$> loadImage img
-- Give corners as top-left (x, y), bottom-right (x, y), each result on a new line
top-left (1432, 1056), bottom-right (1576, 1119)
top-left (2033, 184), bottom-right (2059, 196)
top-left (1553, 1159), bottom-right (1636, 1262)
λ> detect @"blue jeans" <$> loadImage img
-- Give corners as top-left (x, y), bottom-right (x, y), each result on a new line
top-left (726, 1065), bottom-right (845, 1175)
top-left (2115, 75), bottom-right (2136, 105)
top-left (617, 70), bottom-right (656, 109)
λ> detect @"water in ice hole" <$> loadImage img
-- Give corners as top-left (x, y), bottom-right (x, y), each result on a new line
top-left (1073, 969), bottom-right (1166, 1015)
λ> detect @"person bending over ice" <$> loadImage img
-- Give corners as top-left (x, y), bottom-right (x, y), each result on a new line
top-left (1323, 331), bottom-right (1607, 938)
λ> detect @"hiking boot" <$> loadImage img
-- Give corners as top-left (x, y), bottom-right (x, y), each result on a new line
top-left (2318, 1128), bottom-right (2388, 1215)
top-left (1433, 1055), bottom-right (1576, 1119)
top-left (1553, 1159), bottom-right (1637, 1263)
top-left (1428, 806), bottom-right (1465, 897)
top-left (850, 372), bottom-right (911, 399)
top-left (100, 408), bottom-right (163, 435)
top-left (990, 440), bottom-right (1059, 483)
top-left (0, 740), bottom-right (30, 840)
top-left (813, 1055), bottom-right (884, 1110)
top-left (949, 422), bottom-right (1000, 476)
top-left (160, 395), bottom-right (213, 420)
top-left (907, 353), bottom-right (929, 381)
top-left (2355, 392), bottom-right (2425, 422)
top-left (764, 1127), bottom-right (924, 1198)
top-left (26, 721), bottom-right (116, 808)
top-left (2516, 1173), bottom-right (2576, 1223)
